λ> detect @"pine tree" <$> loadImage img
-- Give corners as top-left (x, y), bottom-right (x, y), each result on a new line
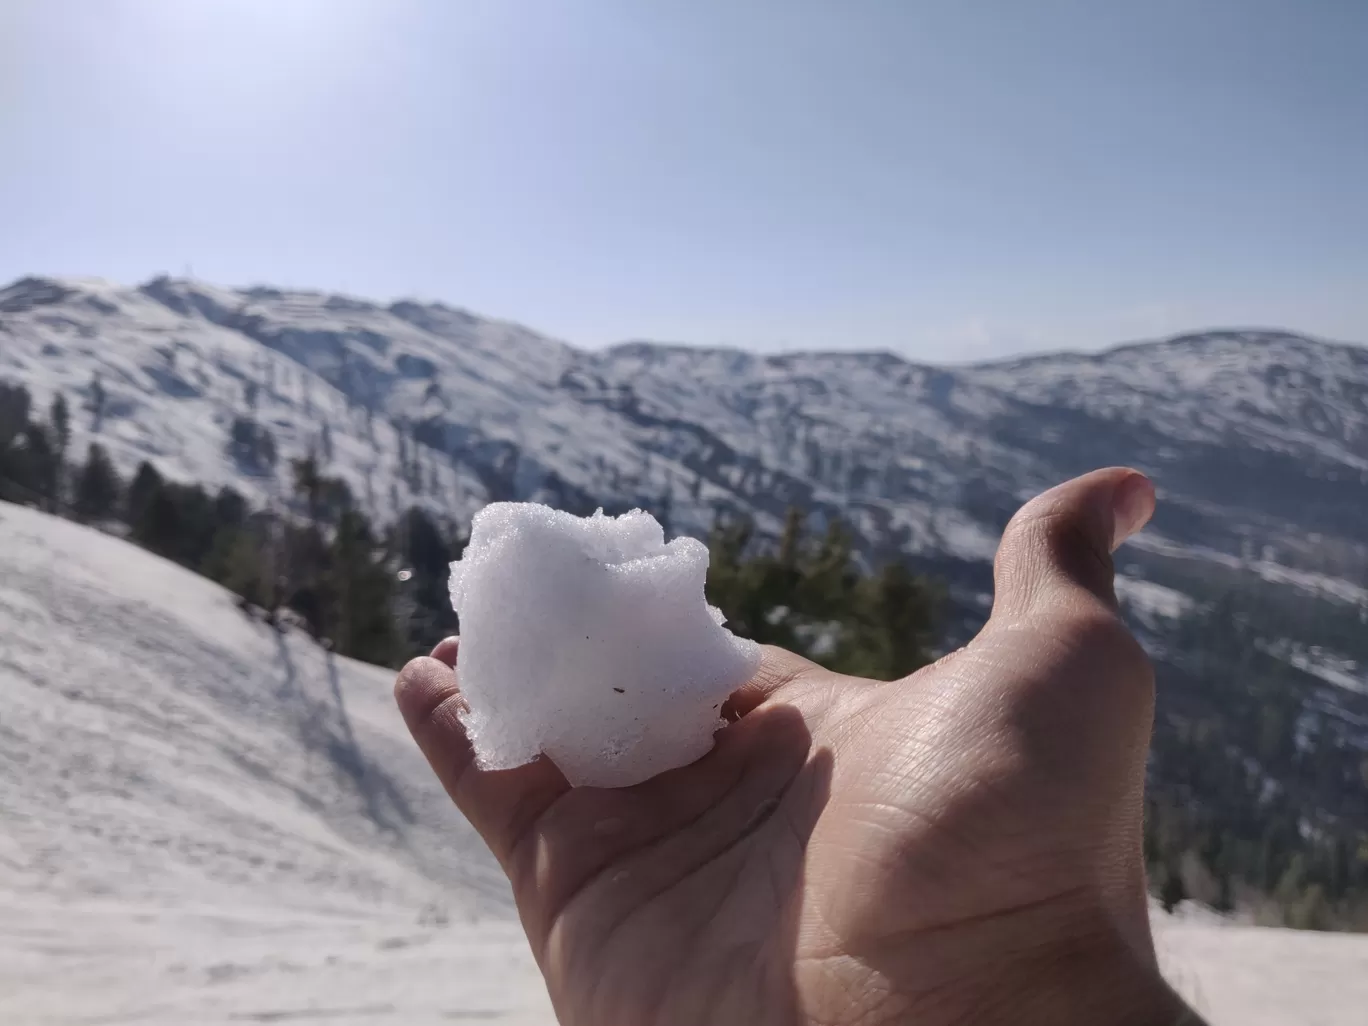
top-left (291, 453), bottom-right (324, 527)
top-left (50, 392), bottom-right (71, 462)
top-left (0, 383), bottom-right (33, 499)
top-left (72, 443), bottom-right (122, 521)
top-left (778, 507), bottom-right (804, 567)
top-left (123, 471), bottom-right (219, 567)
top-left (1214, 866), bottom-right (1235, 914)
top-left (396, 507), bottom-right (461, 651)
top-left (48, 393), bottom-right (71, 511)
top-left (21, 423), bottom-right (59, 511)
top-left (203, 526), bottom-right (270, 608)
top-left (126, 461), bottom-right (166, 539)
top-left (213, 486), bottom-right (248, 531)
top-left (329, 508), bottom-right (398, 665)
top-left (705, 510), bottom-right (937, 679)
top-left (320, 475), bottom-right (354, 523)
top-left (0, 386), bottom-right (60, 509)
top-left (128, 476), bottom-right (181, 556)
top-left (0, 382), bottom-right (29, 449)
top-left (855, 560), bottom-right (936, 680)
top-left (87, 373), bottom-right (106, 432)
top-left (283, 519), bottom-right (331, 638)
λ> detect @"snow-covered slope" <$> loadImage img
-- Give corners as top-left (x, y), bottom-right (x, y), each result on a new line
top-left (0, 500), bottom-right (555, 1024)
top-left (971, 330), bottom-right (1368, 468)
top-left (0, 276), bottom-right (493, 523)
top-left (3, 504), bottom-right (1366, 1025)
top-left (0, 500), bottom-right (510, 915)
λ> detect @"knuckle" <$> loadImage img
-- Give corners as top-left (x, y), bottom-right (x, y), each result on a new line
top-left (998, 504), bottom-right (1053, 559)
top-left (393, 656), bottom-right (461, 722)
top-left (994, 515), bottom-right (1050, 591)
top-left (996, 503), bottom-right (1115, 610)
top-left (392, 661), bottom-right (418, 704)
top-left (997, 507), bottom-right (1084, 575)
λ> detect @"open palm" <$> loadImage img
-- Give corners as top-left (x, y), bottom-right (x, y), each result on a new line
top-left (396, 469), bottom-right (1196, 1026)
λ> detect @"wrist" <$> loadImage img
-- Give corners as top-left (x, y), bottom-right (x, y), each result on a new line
top-left (881, 901), bottom-right (1201, 1026)
top-left (980, 920), bottom-right (1198, 1026)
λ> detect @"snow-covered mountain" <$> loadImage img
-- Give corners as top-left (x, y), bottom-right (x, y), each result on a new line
top-left (9, 272), bottom-right (1366, 866)
top-left (5, 275), bottom-right (1366, 583)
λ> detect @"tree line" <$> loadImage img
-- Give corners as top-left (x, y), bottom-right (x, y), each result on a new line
top-left (705, 507), bottom-right (938, 680)
top-left (0, 381), bottom-right (457, 666)
top-left (1144, 589), bottom-right (1368, 931)
top-left (3, 378), bottom-right (941, 679)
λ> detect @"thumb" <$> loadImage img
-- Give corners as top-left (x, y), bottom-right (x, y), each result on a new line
top-left (991, 467), bottom-right (1156, 622)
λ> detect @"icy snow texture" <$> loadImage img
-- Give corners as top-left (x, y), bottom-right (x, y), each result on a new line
top-left (448, 503), bottom-right (761, 787)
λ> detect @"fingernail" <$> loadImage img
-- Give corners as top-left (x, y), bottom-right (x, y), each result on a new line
top-left (430, 636), bottom-right (461, 666)
top-left (1111, 474), bottom-right (1155, 550)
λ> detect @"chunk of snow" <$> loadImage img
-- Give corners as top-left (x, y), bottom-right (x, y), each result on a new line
top-left (448, 503), bottom-right (760, 787)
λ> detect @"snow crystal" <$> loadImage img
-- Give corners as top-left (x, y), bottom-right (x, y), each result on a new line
top-left (448, 503), bottom-right (761, 787)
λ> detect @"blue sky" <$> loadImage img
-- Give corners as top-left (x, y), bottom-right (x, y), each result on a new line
top-left (3, 0), bottom-right (1365, 360)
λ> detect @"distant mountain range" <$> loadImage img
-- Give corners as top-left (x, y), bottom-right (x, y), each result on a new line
top-left (4, 274), bottom-right (1368, 905)
top-left (4, 275), bottom-right (1365, 576)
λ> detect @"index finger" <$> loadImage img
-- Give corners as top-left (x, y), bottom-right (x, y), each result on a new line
top-left (394, 638), bottom-right (569, 867)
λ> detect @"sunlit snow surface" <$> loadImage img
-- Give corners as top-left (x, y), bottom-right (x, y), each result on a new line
top-left (3, 504), bottom-right (1367, 1025)
top-left (449, 504), bottom-right (760, 787)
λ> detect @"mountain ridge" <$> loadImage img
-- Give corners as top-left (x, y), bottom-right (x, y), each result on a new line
top-left (20, 271), bottom-right (1363, 365)
top-left (975, 327), bottom-right (1365, 367)
top-left (4, 273), bottom-right (1365, 579)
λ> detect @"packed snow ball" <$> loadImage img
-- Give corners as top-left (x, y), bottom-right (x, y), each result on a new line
top-left (448, 503), bottom-right (761, 787)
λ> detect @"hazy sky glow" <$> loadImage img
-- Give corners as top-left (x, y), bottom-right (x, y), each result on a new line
top-left (3, 0), bottom-right (1366, 359)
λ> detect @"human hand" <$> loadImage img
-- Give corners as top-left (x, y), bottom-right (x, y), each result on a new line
top-left (396, 468), bottom-right (1198, 1026)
